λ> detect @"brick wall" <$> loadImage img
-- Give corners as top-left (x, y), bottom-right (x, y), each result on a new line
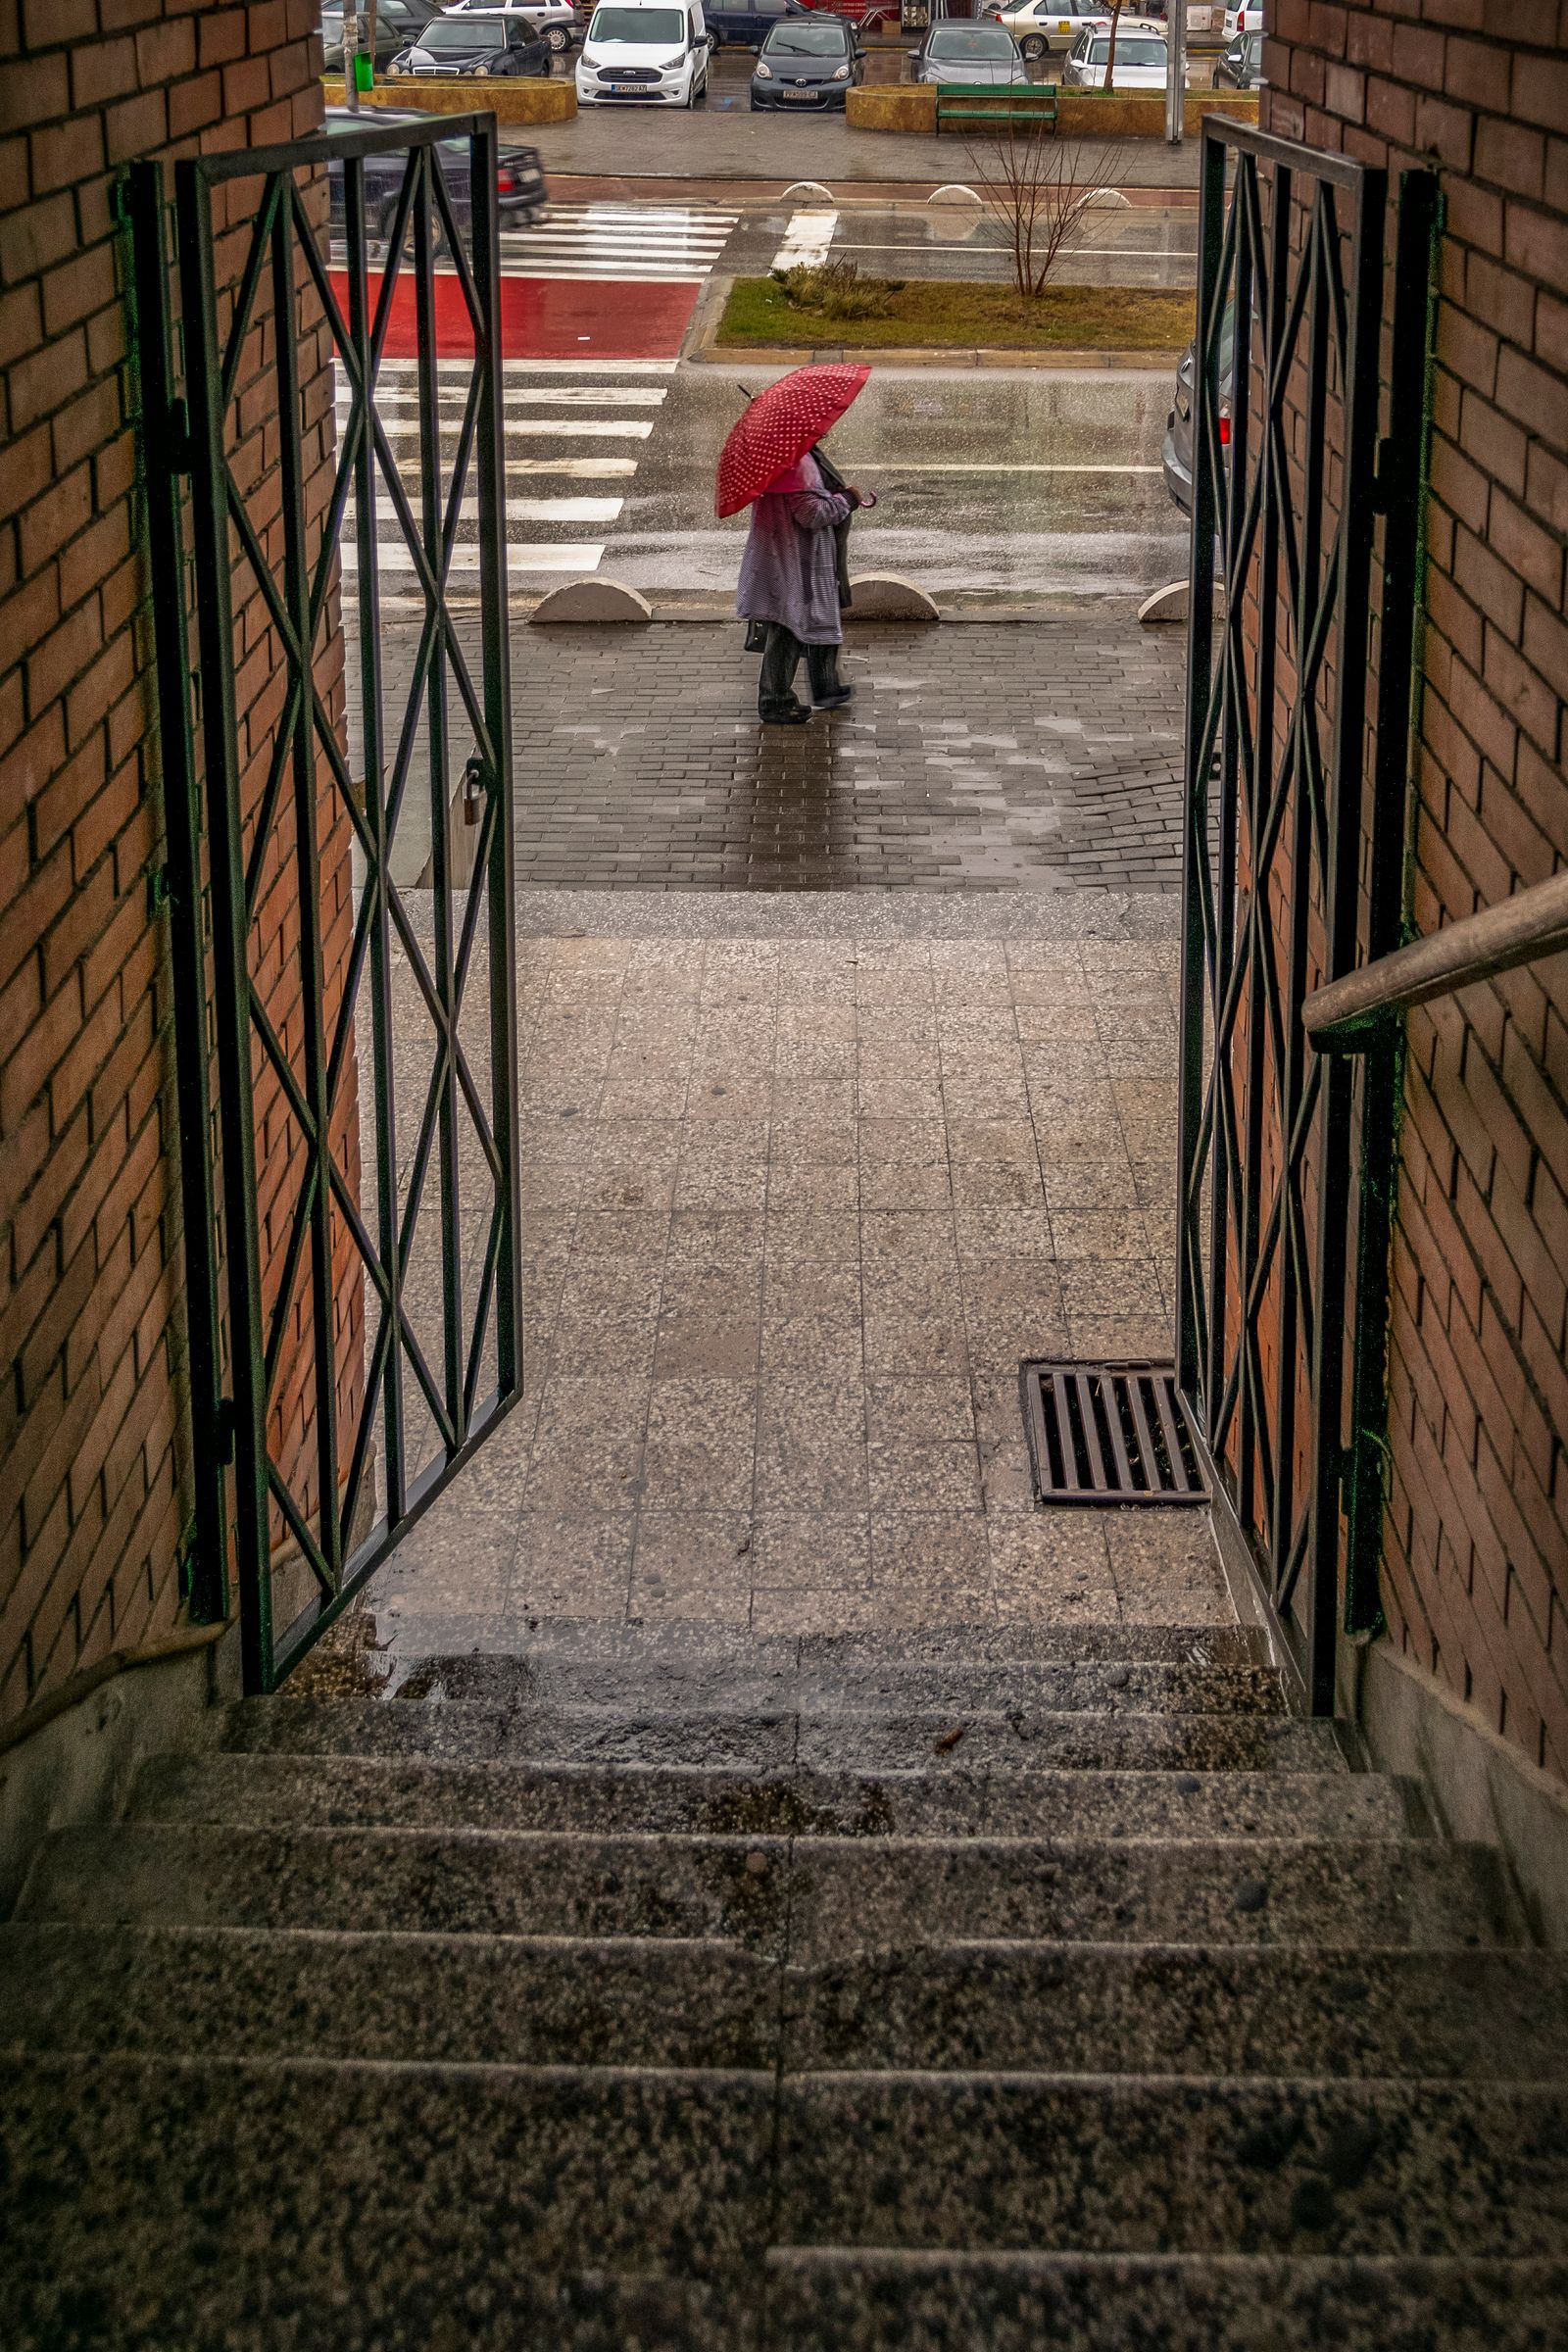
top-left (0, 1), bottom-right (351, 1728)
top-left (1263, 2), bottom-right (1568, 1781)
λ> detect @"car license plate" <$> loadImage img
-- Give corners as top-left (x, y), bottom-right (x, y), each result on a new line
top-left (609, 79), bottom-right (648, 90)
top-left (781, 85), bottom-right (815, 98)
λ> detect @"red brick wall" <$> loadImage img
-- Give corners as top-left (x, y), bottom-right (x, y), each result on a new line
top-left (0, 1), bottom-right (352, 1728)
top-left (1263, 2), bottom-right (1568, 1781)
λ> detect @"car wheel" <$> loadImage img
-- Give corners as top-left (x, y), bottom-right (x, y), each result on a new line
top-left (1021, 33), bottom-right (1045, 57)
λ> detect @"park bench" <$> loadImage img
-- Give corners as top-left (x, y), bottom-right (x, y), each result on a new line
top-left (935, 79), bottom-right (1058, 134)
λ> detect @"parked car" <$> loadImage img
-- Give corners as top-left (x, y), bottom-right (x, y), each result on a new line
top-left (575, 0), bottom-right (712, 104)
top-left (913, 20), bottom-right (1026, 80)
top-left (1061, 24), bottom-right (1183, 87)
top-left (320, 0), bottom-right (443, 73)
top-left (441, 0), bottom-right (582, 56)
top-left (1221, 1), bottom-right (1262, 30)
top-left (751, 12), bottom-right (861, 106)
top-left (324, 107), bottom-right (549, 249)
top-left (1162, 302), bottom-right (1234, 514)
top-left (987, 0), bottom-right (1109, 61)
top-left (387, 12), bottom-right (553, 71)
top-left (1214, 25), bottom-right (1261, 84)
top-left (706, 0), bottom-right (809, 43)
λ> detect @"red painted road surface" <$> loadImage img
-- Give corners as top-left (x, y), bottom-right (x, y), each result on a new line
top-left (328, 270), bottom-right (700, 360)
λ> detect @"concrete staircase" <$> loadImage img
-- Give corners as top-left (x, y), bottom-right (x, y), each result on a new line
top-left (4, 1615), bottom-right (1567, 2349)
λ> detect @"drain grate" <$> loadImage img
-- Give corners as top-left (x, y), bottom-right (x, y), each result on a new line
top-left (1020, 1360), bottom-right (1207, 1507)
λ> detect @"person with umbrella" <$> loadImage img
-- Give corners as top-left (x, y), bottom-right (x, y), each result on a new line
top-left (715, 364), bottom-right (875, 728)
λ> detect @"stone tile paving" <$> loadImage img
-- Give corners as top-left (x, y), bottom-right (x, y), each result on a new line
top-left (392, 622), bottom-right (1187, 894)
top-left (354, 894), bottom-right (1231, 1659)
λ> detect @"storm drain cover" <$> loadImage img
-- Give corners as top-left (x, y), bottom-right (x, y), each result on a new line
top-left (1021, 1360), bottom-right (1207, 1507)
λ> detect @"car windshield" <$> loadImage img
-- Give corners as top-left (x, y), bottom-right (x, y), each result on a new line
top-left (764, 23), bottom-right (848, 49)
top-left (419, 18), bottom-right (506, 48)
top-left (1087, 33), bottom-right (1163, 62)
top-left (930, 26), bottom-right (1013, 55)
top-left (589, 5), bottom-right (684, 37)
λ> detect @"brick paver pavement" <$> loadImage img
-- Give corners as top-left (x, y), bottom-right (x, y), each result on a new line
top-left (381, 619), bottom-right (1188, 894)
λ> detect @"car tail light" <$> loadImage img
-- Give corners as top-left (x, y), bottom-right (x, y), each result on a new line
top-left (497, 169), bottom-right (516, 190)
top-left (1218, 404), bottom-right (1231, 445)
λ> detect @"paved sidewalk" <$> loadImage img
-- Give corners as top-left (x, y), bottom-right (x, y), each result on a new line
top-left (380, 621), bottom-right (1188, 893)
top-left (330, 891), bottom-right (1228, 1681)
top-left (524, 112), bottom-right (1206, 193)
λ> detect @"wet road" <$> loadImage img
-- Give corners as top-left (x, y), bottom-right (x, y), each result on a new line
top-left (583, 360), bottom-right (1186, 602)
top-left (718, 194), bottom-right (1200, 290)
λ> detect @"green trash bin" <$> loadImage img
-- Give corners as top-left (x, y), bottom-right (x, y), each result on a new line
top-left (353, 49), bottom-right (373, 91)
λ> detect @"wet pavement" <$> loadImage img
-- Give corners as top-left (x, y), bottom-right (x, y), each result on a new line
top-left (371, 619), bottom-right (1187, 891)
top-left (522, 82), bottom-right (1209, 192)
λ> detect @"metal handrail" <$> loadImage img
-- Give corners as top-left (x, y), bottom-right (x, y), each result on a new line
top-left (1305, 868), bottom-right (1568, 1051)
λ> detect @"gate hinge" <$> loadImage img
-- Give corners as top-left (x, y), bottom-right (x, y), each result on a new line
top-left (215, 1398), bottom-right (236, 1464)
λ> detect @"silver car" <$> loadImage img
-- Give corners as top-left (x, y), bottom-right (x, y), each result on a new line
top-left (914, 21), bottom-right (1026, 81)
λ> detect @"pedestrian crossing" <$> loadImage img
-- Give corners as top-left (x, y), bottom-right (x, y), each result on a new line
top-left (498, 203), bottom-right (738, 281)
top-left (336, 357), bottom-right (673, 590)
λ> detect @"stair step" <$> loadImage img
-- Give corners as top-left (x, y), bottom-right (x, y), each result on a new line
top-left (369, 1617), bottom-right (1270, 1675)
top-left (0, 2053), bottom-right (772, 2344)
top-left (17, 1823), bottom-right (1519, 1952)
top-left (773, 2073), bottom-right (1568, 2256)
top-left (333, 1654), bottom-right (1286, 1719)
top-left (784, 1943), bottom-right (1568, 2081)
top-left (5, 1923), bottom-right (1564, 2082)
top-left (133, 1750), bottom-right (1415, 1842)
top-left (220, 1696), bottom-right (1345, 1774)
top-left (0, 1923), bottom-right (781, 2070)
top-left (764, 2249), bottom-right (1568, 2350)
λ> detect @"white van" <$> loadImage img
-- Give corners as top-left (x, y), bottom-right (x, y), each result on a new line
top-left (575, 0), bottom-right (713, 105)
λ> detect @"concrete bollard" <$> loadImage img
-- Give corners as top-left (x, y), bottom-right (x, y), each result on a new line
top-left (529, 578), bottom-right (653, 624)
top-left (845, 574), bottom-right (940, 622)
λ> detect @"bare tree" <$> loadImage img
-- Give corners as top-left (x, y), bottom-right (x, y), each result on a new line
top-left (1102, 1), bottom-right (1123, 94)
top-left (962, 128), bottom-right (1119, 301)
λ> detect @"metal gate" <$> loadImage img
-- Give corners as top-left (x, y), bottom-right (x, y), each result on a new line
top-left (1175, 121), bottom-right (1439, 1711)
top-left (128, 115), bottom-right (522, 1692)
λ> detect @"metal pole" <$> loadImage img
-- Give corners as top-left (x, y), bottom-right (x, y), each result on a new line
top-left (1166, 0), bottom-right (1186, 144)
top-left (344, 7), bottom-right (361, 109)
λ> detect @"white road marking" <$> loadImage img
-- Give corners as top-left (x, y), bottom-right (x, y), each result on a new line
top-left (342, 542), bottom-right (607, 573)
top-left (771, 208), bottom-right (839, 270)
top-left (508, 497), bottom-right (625, 522)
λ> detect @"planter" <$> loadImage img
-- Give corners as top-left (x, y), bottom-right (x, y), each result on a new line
top-left (846, 79), bottom-right (1257, 139)
top-left (846, 82), bottom-right (936, 132)
top-left (321, 74), bottom-right (577, 122)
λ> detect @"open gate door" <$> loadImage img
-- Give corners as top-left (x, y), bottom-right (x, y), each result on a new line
top-left (1175, 120), bottom-right (1438, 1712)
top-left (129, 115), bottom-right (522, 1692)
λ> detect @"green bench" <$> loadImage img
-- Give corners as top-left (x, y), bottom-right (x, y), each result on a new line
top-left (935, 79), bottom-right (1058, 134)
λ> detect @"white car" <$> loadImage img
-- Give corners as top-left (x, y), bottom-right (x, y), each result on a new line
top-left (1061, 24), bottom-right (1185, 87)
top-left (443, 0), bottom-right (580, 53)
top-left (989, 0), bottom-right (1110, 62)
top-left (1222, 2), bottom-right (1263, 31)
top-left (576, 0), bottom-right (711, 103)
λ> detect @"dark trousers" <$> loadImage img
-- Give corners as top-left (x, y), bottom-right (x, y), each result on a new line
top-left (759, 624), bottom-right (840, 718)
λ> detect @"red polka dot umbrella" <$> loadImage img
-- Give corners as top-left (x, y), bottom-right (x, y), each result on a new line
top-left (714, 362), bottom-right (871, 519)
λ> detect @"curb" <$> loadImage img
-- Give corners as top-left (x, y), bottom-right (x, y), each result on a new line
top-left (683, 277), bottom-right (1184, 371)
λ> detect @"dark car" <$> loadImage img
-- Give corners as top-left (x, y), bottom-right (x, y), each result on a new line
top-left (751, 14), bottom-right (861, 107)
top-left (320, 0), bottom-right (442, 74)
top-left (706, 0), bottom-right (809, 43)
top-left (1215, 27), bottom-right (1262, 87)
top-left (325, 108), bottom-right (549, 251)
top-left (387, 12), bottom-right (553, 74)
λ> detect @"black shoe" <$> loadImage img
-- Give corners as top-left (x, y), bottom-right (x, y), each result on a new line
top-left (813, 686), bottom-right (853, 709)
top-left (760, 704), bottom-right (811, 726)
